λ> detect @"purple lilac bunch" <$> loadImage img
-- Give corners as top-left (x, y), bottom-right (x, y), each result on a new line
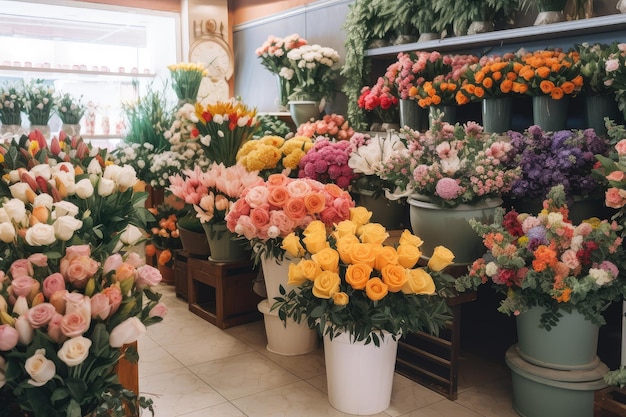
top-left (506, 125), bottom-right (610, 201)
top-left (297, 137), bottom-right (356, 189)
top-left (380, 116), bottom-right (521, 207)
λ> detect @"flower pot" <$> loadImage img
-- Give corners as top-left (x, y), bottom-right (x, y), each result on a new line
top-left (408, 196), bottom-right (502, 265)
top-left (467, 21), bottom-right (494, 35)
top-left (275, 74), bottom-right (291, 111)
top-left (202, 222), bottom-right (250, 263)
top-left (532, 95), bottom-right (569, 132)
top-left (516, 306), bottom-right (600, 370)
top-left (418, 33), bottom-right (438, 42)
top-left (481, 97), bottom-right (513, 134)
top-left (61, 123), bottom-right (81, 137)
top-left (261, 254), bottom-right (298, 303)
top-left (0, 124), bottom-right (24, 137)
top-left (351, 189), bottom-right (406, 230)
top-left (323, 331), bottom-right (398, 415)
top-left (257, 299), bottom-right (318, 355)
top-left (399, 99), bottom-right (427, 131)
top-left (177, 225), bottom-right (211, 257)
top-left (585, 94), bottom-right (621, 136)
top-left (505, 345), bottom-right (608, 417)
top-left (534, 10), bottom-right (566, 25)
top-left (289, 100), bottom-right (320, 126)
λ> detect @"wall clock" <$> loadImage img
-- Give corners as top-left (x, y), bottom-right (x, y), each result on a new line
top-left (189, 19), bottom-right (234, 81)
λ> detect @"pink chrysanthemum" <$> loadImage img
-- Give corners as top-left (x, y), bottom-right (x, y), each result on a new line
top-left (435, 178), bottom-right (462, 200)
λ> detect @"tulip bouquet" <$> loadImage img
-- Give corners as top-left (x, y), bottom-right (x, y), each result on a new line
top-left (297, 138), bottom-right (356, 190)
top-left (225, 173), bottom-right (355, 263)
top-left (455, 185), bottom-right (626, 328)
top-left (236, 135), bottom-right (314, 179)
top-left (273, 210), bottom-right (456, 344)
top-left (296, 113), bottom-right (355, 141)
top-left (0, 80), bottom-right (25, 127)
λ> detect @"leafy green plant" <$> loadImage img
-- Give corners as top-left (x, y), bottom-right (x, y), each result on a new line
top-left (434, 0), bottom-right (518, 36)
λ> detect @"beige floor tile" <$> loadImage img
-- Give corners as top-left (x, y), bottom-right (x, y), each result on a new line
top-left (163, 331), bottom-right (254, 367)
top-left (397, 399), bottom-right (485, 417)
top-left (175, 402), bottom-right (248, 417)
top-left (455, 377), bottom-right (517, 417)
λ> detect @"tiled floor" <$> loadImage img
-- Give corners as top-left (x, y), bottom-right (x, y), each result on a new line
top-left (138, 284), bottom-right (519, 417)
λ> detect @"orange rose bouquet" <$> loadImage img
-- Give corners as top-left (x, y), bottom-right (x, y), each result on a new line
top-left (515, 49), bottom-right (584, 99)
top-left (457, 53), bottom-right (527, 102)
top-left (273, 208), bottom-right (457, 344)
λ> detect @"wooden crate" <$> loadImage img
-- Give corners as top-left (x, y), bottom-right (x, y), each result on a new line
top-left (187, 257), bottom-right (263, 329)
top-left (595, 386), bottom-right (626, 417)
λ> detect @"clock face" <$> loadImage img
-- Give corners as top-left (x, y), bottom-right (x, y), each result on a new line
top-left (189, 38), bottom-right (234, 81)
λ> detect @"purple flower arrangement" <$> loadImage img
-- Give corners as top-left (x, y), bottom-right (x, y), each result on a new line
top-left (297, 137), bottom-right (356, 189)
top-left (506, 125), bottom-right (610, 201)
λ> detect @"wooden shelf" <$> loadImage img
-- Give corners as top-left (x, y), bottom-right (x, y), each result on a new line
top-left (366, 14), bottom-right (626, 58)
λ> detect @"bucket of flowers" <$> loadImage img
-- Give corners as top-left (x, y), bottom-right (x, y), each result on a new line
top-left (296, 137), bottom-right (356, 190)
top-left (357, 76), bottom-right (400, 132)
top-left (236, 135), bottom-right (314, 179)
top-left (23, 79), bottom-right (55, 138)
top-left (54, 92), bottom-right (86, 137)
top-left (0, 80), bottom-right (26, 137)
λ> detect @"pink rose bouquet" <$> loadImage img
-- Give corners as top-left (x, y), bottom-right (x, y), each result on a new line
top-left (297, 138), bottom-right (356, 189)
top-left (0, 246), bottom-right (165, 416)
top-left (381, 115), bottom-right (521, 207)
top-left (385, 51), bottom-right (454, 100)
top-left (296, 113), bottom-right (355, 141)
top-left (225, 173), bottom-right (355, 262)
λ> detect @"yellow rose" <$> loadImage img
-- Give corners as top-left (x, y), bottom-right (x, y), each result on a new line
top-left (365, 277), bottom-right (388, 301)
top-left (333, 220), bottom-right (357, 239)
top-left (381, 264), bottom-right (408, 292)
top-left (336, 234), bottom-right (360, 264)
top-left (397, 244), bottom-right (422, 269)
top-left (281, 233), bottom-right (305, 258)
top-left (402, 268), bottom-right (436, 295)
top-left (350, 206), bottom-right (372, 226)
top-left (303, 220), bottom-right (326, 237)
top-left (359, 223), bottom-right (389, 245)
top-left (312, 270), bottom-right (341, 299)
top-left (345, 263), bottom-right (372, 290)
top-left (374, 245), bottom-right (399, 271)
top-left (399, 230), bottom-right (424, 247)
top-left (287, 262), bottom-right (307, 285)
top-left (299, 259), bottom-right (322, 281)
top-left (332, 292), bottom-right (349, 306)
top-left (303, 232), bottom-right (329, 254)
top-left (428, 246), bottom-right (455, 271)
top-left (348, 243), bottom-right (376, 269)
top-left (311, 247), bottom-right (340, 272)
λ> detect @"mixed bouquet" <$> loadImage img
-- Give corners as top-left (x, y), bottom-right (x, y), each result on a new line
top-left (255, 33), bottom-right (308, 75)
top-left (603, 42), bottom-right (626, 115)
top-left (505, 125), bottom-right (610, 202)
top-left (273, 211), bottom-right (456, 344)
top-left (164, 103), bottom-right (210, 171)
top-left (284, 43), bottom-right (341, 102)
top-left (457, 53), bottom-right (526, 102)
top-left (381, 116), bottom-right (520, 207)
top-left (456, 185), bottom-right (626, 328)
top-left (54, 92), bottom-right (85, 125)
top-left (515, 49), bottom-right (583, 99)
top-left (236, 135), bottom-right (314, 179)
top-left (576, 42), bottom-right (620, 96)
top-left (385, 51), bottom-right (453, 100)
top-left (23, 79), bottom-right (55, 126)
top-left (225, 173), bottom-right (355, 263)
top-left (0, 81), bottom-right (25, 126)
top-left (595, 127), bottom-right (626, 225)
top-left (297, 138), bottom-right (355, 189)
top-left (357, 76), bottom-right (399, 125)
top-left (167, 62), bottom-right (208, 103)
top-left (296, 113), bottom-right (355, 141)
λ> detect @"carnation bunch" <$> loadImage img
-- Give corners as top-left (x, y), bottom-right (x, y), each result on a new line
top-left (0, 80), bottom-right (25, 126)
top-left (273, 209), bottom-right (456, 344)
top-left (515, 49), bottom-right (583, 99)
top-left (381, 116), bottom-right (520, 207)
top-left (237, 135), bottom-right (314, 178)
top-left (225, 173), bottom-right (355, 263)
top-left (168, 62), bottom-right (209, 103)
top-left (297, 138), bottom-right (355, 189)
top-left (456, 185), bottom-right (626, 328)
top-left (23, 79), bottom-right (55, 126)
top-left (296, 113), bottom-right (355, 141)
top-left (54, 92), bottom-right (86, 125)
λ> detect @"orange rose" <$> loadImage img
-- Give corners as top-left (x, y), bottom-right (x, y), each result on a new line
top-left (381, 264), bottom-right (408, 292)
top-left (267, 186), bottom-right (290, 207)
top-left (312, 270), bottom-right (340, 299)
top-left (115, 262), bottom-right (136, 282)
top-left (374, 246), bottom-right (399, 271)
top-left (402, 268), bottom-right (436, 295)
top-left (266, 173), bottom-right (288, 186)
top-left (145, 244), bottom-right (157, 257)
top-left (365, 277), bottom-right (388, 301)
top-left (311, 247), bottom-right (340, 272)
top-left (284, 197), bottom-right (307, 220)
top-left (345, 263), bottom-right (372, 290)
top-left (304, 193), bottom-right (326, 213)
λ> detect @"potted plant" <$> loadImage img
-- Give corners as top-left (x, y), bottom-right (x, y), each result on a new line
top-left (23, 79), bottom-right (55, 138)
top-left (274, 215), bottom-right (456, 414)
top-left (519, 0), bottom-right (569, 24)
top-left (0, 80), bottom-right (25, 135)
top-left (54, 92), bottom-right (86, 137)
top-left (434, 0), bottom-right (518, 36)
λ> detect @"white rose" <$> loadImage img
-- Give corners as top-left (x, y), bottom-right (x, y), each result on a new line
top-left (74, 178), bottom-right (94, 199)
top-left (16, 315), bottom-right (34, 345)
top-left (25, 223), bottom-right (56, 246)
top-left (30, 164), bottom-right (51, 180)
top-left (97, 177), bottom-right (116, 197)
top-left (109, 317), bottom-right (146, 348)
top-left (33, 193), bottom-right (54, 209)
top-left (0, 208), bottom-right (9, 223)
top-left (485, 262), bottom-right (499, 277)
top-left (3, 198), bottom-right (26, 222)
top-left (25, 348), bottom-right (56, 387)
top-left (13, 296), bottom-right (29, 316)
top-left (53, 216), bottom-right (83, 241)
top-left (9, 183), bottom-right (32, 202)
top-left (87, 158), bottom-right (102, 175)
top-left (119, 225), bottom-right (145, 246)
top-left (103, 165), bottom-right (122, 182)
top-left (53, 171), bottom-right (76, 194)
top-left (53, 201), bottom-right (79, 218)
top-left (0, 222), bottom-right (15, 243)
top-left (116, 166), bottom-right (138, 188)
top-left (57, 336), bottom-right (92, 367)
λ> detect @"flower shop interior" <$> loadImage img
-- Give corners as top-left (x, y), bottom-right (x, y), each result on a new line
top-left (5, 0), bottom-right (626, 416)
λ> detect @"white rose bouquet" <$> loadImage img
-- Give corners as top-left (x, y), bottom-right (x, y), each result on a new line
top-left (285, 43), bottom-right (341, 103)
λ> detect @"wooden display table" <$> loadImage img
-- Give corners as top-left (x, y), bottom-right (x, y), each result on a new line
top-left (594, 386), bottom-right (626, 417)
top-left (187, 257), bottom-right (263, 329)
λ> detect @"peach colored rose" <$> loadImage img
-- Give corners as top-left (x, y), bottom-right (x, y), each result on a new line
top-left (332, 292), bottom-right (349, 306)
top-left (60, 311), bottom-right (90, 338)
top-left (311, 247), bottom-right (340, 272)
top-left (90, 293), bottom-right (112, 320)
top-left (616, 139), bottom-right (626, 156)
top-left (365, 277), bottom-right (388, 301)
top-left (266, 173), bottom-right (288, 186)
top-left (284, 197), bottom-right (307, 220)
top-left (115, 263), bottom-right (136, 283)
top-left (245, 186), bottom-right (270, 208)
top-left (607, 171), bottom-right (626, 182)
top-left (397, 244), bottom-right (422, 269)
top-left (46, 313), bottom-right (66, 343)
top-left (402, 268), bottom-right (436, 295)
top-left (25, 303), bottom-right (56, 328)
top-left (61, 255), bottom-right (100, 289)
top-left (299, 259), bottom-right (322, 281)
top-left (348, 243), bottom-right (376, 269)
top-left (312, 270), bottom-right (340, 299)
top-left (270, 210), bottom-right (297, 236)
top-left (249, 208), bottom-right (271, 229)
top-left (304, 193), bottom-right (326, 214)
top-left (345, 263), bottom-right (372, 290)
top-left (25, 348), bottom-right (55, 387)
top-left (381, 264), bottom-right (408, 292)
top-left (125, 252), bottom-right (145, 268)
top-left (233, 215), bottom-right (257, 240)
top-left (286, 179), bottom-right (312, 197)
top-left (375, 246), bottom-right (399, 271)
top-left (64, 245), bottom-right (91, 259)
top-left (324, 183), bottom-right (344, 198)
top-left (42, 273), bottom-right (66, 299)
top-left (267, 186), bottom-right (290, 207)
top-left (606, 188), bottom-right (626, 209)
top-left (102, 285), bottom-right (122, 315)
top-left (428, 246), bottom-right (455, 271)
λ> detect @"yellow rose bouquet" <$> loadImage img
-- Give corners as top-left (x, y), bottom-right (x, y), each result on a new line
top-left (273, 207), bottom-right (457, 344)
top-left (236, 135), bottom-right (314, 179)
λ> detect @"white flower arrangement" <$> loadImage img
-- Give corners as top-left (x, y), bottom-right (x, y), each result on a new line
top-left (164, 103), bottom-right (210, 170)
top-left (24, 79), bottom-right (55, 125)
top-left (285, 43), bottom-right (341, 102)
top-left (149, 150), bottom-right (186, 188)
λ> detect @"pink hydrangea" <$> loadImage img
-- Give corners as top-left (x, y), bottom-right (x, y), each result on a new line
top-left (435, 178), bottom-right (462, 200)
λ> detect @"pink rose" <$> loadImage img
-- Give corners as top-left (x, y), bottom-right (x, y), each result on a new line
top-left (42, 273), bottom-right (66, 299)
top-left (64, 245), bottom-right (91, 259)
top-left (64, 293), bottom-right (90, 317)
top-left (606, 188), bottom-right (626, 209)
top-left (60, 312), bottom-right (90, 338)
top-left (27, 253), bottom-right (48, 268)
top-left (103, 253), bottom-right (123, 275)
top-left (102, 286), bottom-right (122, 315)
top-left (149, 302), bottom-right (168, 318)
top-left (331, 196), bottom-right (354, 220)
top-left (616, 139), bottom-right (626, 156)
top-left (90, 293), bottom-right (112, 320)
top-left (249, 208), bottom-right (271, 229)
top-left (234, 215), bottom-right (258, 240)
top-left (606, 59), bottom-right (620, 73)
top-left (60, 255), bottom-right (100, 289)
top-left (10, 259), bottom-right (33, 279)
top-left (25, 303), bottom-right (56, 328)
top-left (125, 252), bottom-right (145, 268)
top-left (245, 186), bottom-right (270, 208)
top-left (47, 313), bottom-right (66, 344)
top-left (0, 324), bottom-right (19, 351)
top-left (320, 207), bottom-right (343, 226)
top-left (269, 210), bottom-right (297, 236)
top-left (10, 276), bottom-right (38, 298)
top-left (607, 171), bottom-right (626, 182)
top-left (136, 265), bottom-right (162, 290)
